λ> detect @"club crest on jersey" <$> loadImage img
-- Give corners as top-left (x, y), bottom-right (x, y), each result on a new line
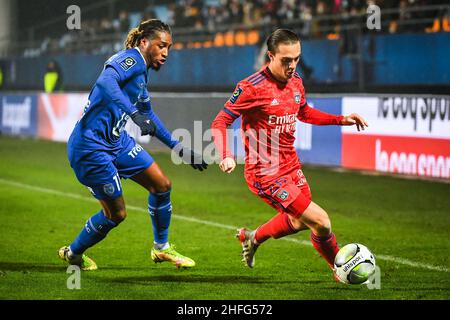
top-left (276, 189), bottom-right (289, 201)
top-left (119, 57), bottom-right (137, 71)
top-left (229, 87), bottom-right (243, 104)
top-left (294, 92), bottom-right (301, 104)
top-left (103, 183), bottom-right (115, 196)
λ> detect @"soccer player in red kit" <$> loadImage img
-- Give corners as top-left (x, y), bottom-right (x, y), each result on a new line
top-left (211, 29), bottom-right (368, 279)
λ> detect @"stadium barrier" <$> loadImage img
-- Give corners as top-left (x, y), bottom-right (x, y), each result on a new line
top-left (0, 94), bottom-right (37, 136)
top-left (0, 92), bottom-right (449, 180)
top-left (341, 96), bottom-right (450, 179)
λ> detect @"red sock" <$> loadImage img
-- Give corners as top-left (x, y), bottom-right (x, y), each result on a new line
top-left (254, 212), bottom-right (298, 244)
top-left (310, 232), bottom-right (340, 269)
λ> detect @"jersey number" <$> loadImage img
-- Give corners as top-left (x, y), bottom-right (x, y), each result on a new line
top-left (112, 112), bottom-right (129, 137)
top-left (113, 173), bottom-right (121, 192)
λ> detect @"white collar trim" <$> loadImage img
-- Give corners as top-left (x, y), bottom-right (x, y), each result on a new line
top-left (134, 47), bottom-right (147, 66)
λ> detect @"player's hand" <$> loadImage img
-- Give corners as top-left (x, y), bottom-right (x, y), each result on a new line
top-left (219, 157), bottom-right (236, 174)
top-left (341, 113), bottom-right (368, 131)
top-left (174, 144), bottom-right (208, 171)
top-left (131, 111), bottom-right (157, 136)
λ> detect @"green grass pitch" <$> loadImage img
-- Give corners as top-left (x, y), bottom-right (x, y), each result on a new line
top-left (0, 136), bottom-right (449, 299)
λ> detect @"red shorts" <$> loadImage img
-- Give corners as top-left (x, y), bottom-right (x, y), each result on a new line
top-left (247, 169), bottom-right (312, 218)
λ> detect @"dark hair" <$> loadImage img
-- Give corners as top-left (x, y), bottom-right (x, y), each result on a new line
top-left (266, 29), bottom-right (300, 53)
top-left (124, 19), bottom-right (172, 49)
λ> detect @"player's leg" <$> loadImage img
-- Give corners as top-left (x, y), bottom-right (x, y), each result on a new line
top-left (116, 139), bottom-right (172, 249)
top-left (132, 162), bottom-right (172, 249)
top-left (276, 173), bottom-right (339, 270)
top-left (247, 173), bottom-right (311, 246)
top-left (295, 201), bottom-right (340, 269)
top-left (131, 162), bottom-right (195, 268)
top-left (275, 170), bottom-right (340, 270)
top-left (115, 138), bottom-right (195, 269)
top-left (253, 210), bottom-right (309, 244)
top-left (237, 176), bottom-right (309, 268)
top-left (59, 173), bottom-right (125, 271)
top-left (237, 208), bottom-right (309, 268)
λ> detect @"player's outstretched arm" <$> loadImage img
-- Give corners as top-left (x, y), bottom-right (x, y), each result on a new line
top-left (341, 113), bottom-right (369, 131)
top-left (297, 104), bottom-right (344, 125)
top-left (97, 66), bottom-right (139, 116)
top-left (136, 96), bottom-right (207, 171)
top-left (137, 98), bottom-right (179, 148)
top-left (97, 67), bottom-right (156, 136)
top-left (211, 109), bottom-right (238, 174)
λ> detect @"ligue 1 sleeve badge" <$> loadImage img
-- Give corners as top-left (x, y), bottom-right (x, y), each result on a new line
top-left (229, 87), bottom-right (243, 104)
top-left (294, 92), bottom-right (301, 104)
top-left (119, 56), bottom-right (137, 71)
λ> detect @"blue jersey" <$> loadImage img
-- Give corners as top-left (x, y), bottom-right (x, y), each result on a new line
top-left (67, 47), bottom-right (179, 199)
top-left (69, 47), bottom-right (178, 153)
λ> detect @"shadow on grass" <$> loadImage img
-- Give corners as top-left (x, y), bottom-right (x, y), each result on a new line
top-left (0, 261), bottom-right (144, 274)
top-left (105, 274), bottom-right (283, 285)
top-left (0, 261), bottom-right (66, 274)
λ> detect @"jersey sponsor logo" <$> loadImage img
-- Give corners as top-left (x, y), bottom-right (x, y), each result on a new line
top-left (229, 87), bottom-right (243, 104)
top-left (276, 189), bottom-right (289, 201)
top-left (268, 113), bottom-right (297, 133)
top-left (103, 183), bottom-right (115, 197)
top-left (119, 57), bottom-right (137, 71)
top-left (128, 144), bottom-right (143, 159)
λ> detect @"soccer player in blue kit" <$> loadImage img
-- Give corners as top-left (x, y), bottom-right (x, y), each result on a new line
top-left (59, 19), bottom-right (207, 270)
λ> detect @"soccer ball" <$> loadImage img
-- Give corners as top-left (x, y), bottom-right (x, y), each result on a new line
top-left (334, 243), bottom-right (376, 284)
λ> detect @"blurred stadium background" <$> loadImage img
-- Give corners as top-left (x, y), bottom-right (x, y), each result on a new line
top-left (0, 0), bottom-right (448, 179)
top-left (0, 0), bottom-right (449, 300)
top-left (1, 0), bottom-right (450, 92)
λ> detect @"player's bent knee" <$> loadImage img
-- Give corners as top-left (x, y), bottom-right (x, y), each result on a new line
top-left (100, 197), bottom-right (127, 223)
top-left (287, 214), bottom-right (304, 231)
top-left (110, 209), bottom-right (127, 223)
top-left (314, 216), bottom-right (331, 236)
top-left (154, 178), bottom-right (172, 193)
top-left (301, 201), bottom-right (332, 235)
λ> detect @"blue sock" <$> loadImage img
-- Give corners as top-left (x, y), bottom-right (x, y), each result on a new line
top-left (148, 190), bottom-right (172, 245)
top-left (70, 210), bottom-right (117, 255)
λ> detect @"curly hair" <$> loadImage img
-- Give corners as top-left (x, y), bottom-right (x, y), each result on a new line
top-left (124, 19), bottom-right (172, 49)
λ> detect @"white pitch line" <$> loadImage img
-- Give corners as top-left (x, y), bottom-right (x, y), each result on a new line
top-left (376, 255), bottom-right (450, 273)
top-left (1, 178), bottom-right (449, 273)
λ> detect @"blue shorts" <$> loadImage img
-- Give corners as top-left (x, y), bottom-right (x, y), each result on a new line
top-left (68, 135), bottom-right (154, 200)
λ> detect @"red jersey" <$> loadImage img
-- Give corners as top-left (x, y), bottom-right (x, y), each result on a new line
top-left (211, 66), bottom-right (343, 185)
